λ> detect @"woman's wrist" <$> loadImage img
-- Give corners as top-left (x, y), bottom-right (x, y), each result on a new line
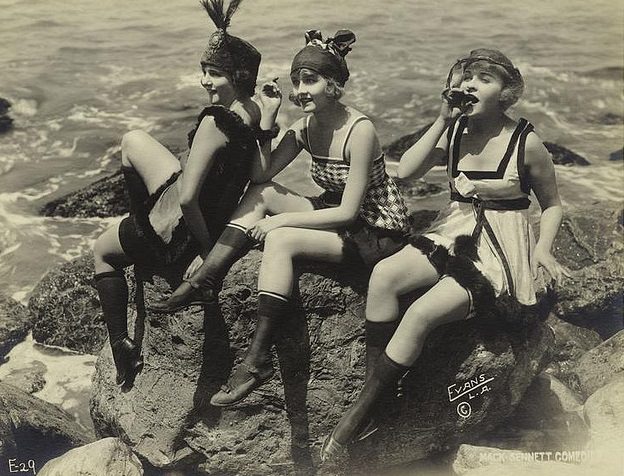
top-left (256, 124), bottom-right (280, 145)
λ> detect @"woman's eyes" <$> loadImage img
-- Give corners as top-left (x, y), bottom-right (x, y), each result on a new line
top-left (204, 69), bottom-right (223, 77)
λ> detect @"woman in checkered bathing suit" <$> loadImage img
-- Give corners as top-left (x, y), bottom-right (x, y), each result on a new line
top-left (321, 49), bottom-right (571, 460)
top-left (150, 29), bottom-right (410, 406)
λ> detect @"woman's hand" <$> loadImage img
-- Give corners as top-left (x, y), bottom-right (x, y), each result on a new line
top-left (439, 87), bottom-right (464, 123)
top-left (183, 254), bottom-right (204, 281)
top-left (247, 215), bottom-right (286, 242)
top-left (532, 246), bottom-right (571, 284)
top-left (258, 78), bottom-right (282, 124)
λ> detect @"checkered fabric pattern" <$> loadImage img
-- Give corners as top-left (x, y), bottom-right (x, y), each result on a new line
top-left (310, 156), bottom-right (409, 231)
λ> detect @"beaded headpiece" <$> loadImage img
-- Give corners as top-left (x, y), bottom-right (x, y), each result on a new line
top-left (200, 0), bottom-right (261, 97)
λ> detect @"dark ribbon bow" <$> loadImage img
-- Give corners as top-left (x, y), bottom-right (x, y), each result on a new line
top-left (304, 29), bottom-right (356, 58)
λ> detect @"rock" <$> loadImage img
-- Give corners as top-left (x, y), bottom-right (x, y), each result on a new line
top-left (0, 294), bottom-right (31, 359)
top-left (552, 204), bottom-right (624, 338)
top-left (382, 122), bottom-right (433, 161)
top-left (500, 372), bottom-right (588, 450)
top-left (595, 113), bottom-right (623, 126)
top-left (0, 382), bottom-right (94, 465)
top-left (38, 437), bottom-right (143, 476)
top-left (34, 202), bottom-right (621, 474)
top-left (88, 244), bottom-right (554, 474)
top-left (41, 169), bottom-right (129, 218)
top-left (583, 373), bottom-right (624, 457)
top-left (572, 330), bottom-right (624, 398)
top-left (28, 254), bottom-right (108, 354)
top-left (544, 142), bottom-right (591, 166)
top-left (609, 148), bottom-right (623, 161)
top-left (395, 178), bottom-right (445, 199)
top-left (1, 360), bottom-right (46, 394)
top-left (453, 445), bottom-right (523, 475)
top-left (544, 314), bottom-right (602, 391)
top-left (0, 115), bottom-right (13, 134)
top-left (0, 97), bottom-right (11, 115)
top-left (0, 97), bottom-right (13, 134)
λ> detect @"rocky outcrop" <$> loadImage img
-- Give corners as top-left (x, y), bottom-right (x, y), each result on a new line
top-left (609, 148), bottom-right (623, 161)
top-left (572, 330), bottom-right (624, 399)
top-left (85, 240), bottom-right (553, 475)
top-left (543, 142), bottom-right (591, 166)
top-left (21, 202), bottom-right (618, 474)
top-left (0, 294), bottom-right (31, 359)
top-left (544, 315), bottom-right (602, 391)
top-left (41, 169), bottom-right (129, 218)
top-left (38, 437), bottom-right (144, 476)
top-left (583, 372), bottom-right (624, 457)
top-left (28, 254), bottom-right (108, 354)
top-left (1, 361), bottom-right (46, 394)
top-left (0, 382), bottom-right (94, 466)
top-left (0, 97), bottom-right (13, 134)
top-left (552, 204), bottom-right (623, 338)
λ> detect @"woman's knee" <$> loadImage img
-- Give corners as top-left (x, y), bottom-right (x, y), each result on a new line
top-left (93, 227), bottom-right (127, 271)
top-left (369, 258), bottom-right (403, 295)
top-left (263, 229), bottom-right (300, 257)
top-left (121, 130), bottom-right (152, 165)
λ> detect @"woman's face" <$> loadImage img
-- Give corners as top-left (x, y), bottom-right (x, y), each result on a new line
top-left (201, 65), bottom-right (237, 107)
top-left (459, 62), bottom-right (506, 116)
top-left (290, 68), bottom-right (333, 113)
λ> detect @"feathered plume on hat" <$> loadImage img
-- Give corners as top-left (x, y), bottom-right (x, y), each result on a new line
top-left (200, 0), bottom-right (261, 97)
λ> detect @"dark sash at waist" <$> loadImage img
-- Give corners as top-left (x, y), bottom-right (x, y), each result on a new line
top-left (450, 192), bottom-right (530, 210)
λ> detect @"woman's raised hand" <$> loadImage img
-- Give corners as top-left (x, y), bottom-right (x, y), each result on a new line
top-left (258, 78), bottom-right (282, 122)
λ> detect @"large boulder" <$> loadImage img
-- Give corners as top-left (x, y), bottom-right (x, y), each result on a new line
top-left (552, 204), bottom-right (623, 338)
top-left (0, 294), bottom-right (31, 359)
top-left (583, 372), bottom-right (624, 462)
top-left (544, 314), bottom-right (602, 392)
top-left (38, 437), bottom-right (143, 476)
top-left (0, 382), bottom-right (94, 466)
top-left (495, 372), bottom-right (588, 451)
top-left (572, 330), bottom-right (624, 398)
top-left (88, 244), bottom-right (554, 474)
top-left (28, 254), bottom-right (108, 354)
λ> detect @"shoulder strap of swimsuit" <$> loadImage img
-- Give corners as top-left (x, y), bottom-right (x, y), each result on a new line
top-left (302, 115), bottom-right (313, 154)
top-left (449, 115), bottom-right (468, 177)
top-left (516, 119), bottom-right (535, 194)
top-left (341, 115), bottom-right (370, 164)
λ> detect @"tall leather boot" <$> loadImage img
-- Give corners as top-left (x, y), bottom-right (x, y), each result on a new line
top-left (321, 352), bottom-right (409, 461)
top-left (95, 270), bottom-right (143, 385)
top-left (149, 223), bottom-right (255, 314)
top-left (210, 292), bottom-right (290, 406)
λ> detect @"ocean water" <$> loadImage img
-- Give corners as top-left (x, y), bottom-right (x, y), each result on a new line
top-left (0, 1), bottom-right (622, 313)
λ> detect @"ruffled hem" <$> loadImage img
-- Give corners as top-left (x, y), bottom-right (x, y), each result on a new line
top-left (407, 233), bottom-right (549, 327)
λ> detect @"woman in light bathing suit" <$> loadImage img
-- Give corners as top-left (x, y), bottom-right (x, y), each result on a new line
top-left (92, 0), bottom-right (271, 387)
top-left (151, 29), bottom-right (410, 407)
top-left (321, 48), bottom-right (570, 460)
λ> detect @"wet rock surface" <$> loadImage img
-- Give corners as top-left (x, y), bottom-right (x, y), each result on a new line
top-left (0, 294), bottom-right (31, 359)
top-left (0, 382), bottom-right (94, 467)
top-left (0, 97), bottom-right (13, 134)
top-left (28, 254), bottom-right (108, 354)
